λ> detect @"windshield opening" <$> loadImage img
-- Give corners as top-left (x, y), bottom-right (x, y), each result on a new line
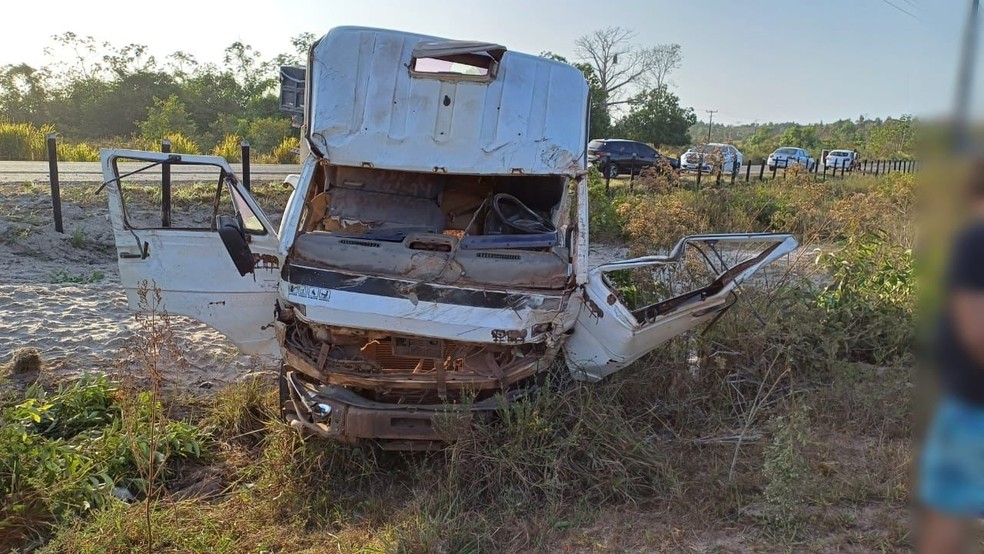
top-left (287, 166), bottom-right (572, 289)
top-left (412, 54), bottom-right (492, 76)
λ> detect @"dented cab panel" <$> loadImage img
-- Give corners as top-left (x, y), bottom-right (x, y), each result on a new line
top-left (305, 27), bottom-right (589, 177)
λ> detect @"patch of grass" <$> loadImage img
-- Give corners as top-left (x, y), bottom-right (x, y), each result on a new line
top-left (0, 375), bottom-right (205, 548)
top-left (68, 228), bottom-right (86, 248)
top-left (30, 172), bottom-right (919, 552)
top-left (48, 270), bottom-right (105, 284)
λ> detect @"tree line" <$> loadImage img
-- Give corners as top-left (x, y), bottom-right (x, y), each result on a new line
top-left (0, 28), bottom-right (915, 162)
top-left (692, 115), bottom-right (917, 162)
top-left (0, 32), bottom-right (315, 161)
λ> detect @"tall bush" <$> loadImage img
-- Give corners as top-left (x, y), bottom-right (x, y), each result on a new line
top-left (0, 121), bottom-right (54, 160)
top-left (212, 134), bottom-right (242, 162)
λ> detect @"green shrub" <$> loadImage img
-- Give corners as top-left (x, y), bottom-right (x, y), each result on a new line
top-left (586, 168), bottom-right (627, 242)
top-left (0, 376), bottom-right (205, 542)
top-left (0, 122), bottom-right (54, 160)
top-left (59, 142), bottom-right (99, 162)
top-left (762, 407), bottom-right (814, 528)
top-left (163, 133), bottom-right (201, 155)
top-left (243, 117), bottom-right (292, 154)
top-left (815, 234), bottom-right (915, 365)
top-left (618, 189), bottom-right (708, 252)
top-left (211, 134), bottom-right (241, 162)
top-left (137, 94), bottom-right (196, 142)
top-left (271, 136), bottom-right (299, 164)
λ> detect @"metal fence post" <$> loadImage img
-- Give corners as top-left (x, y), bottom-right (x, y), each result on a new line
top-left (745, 161), bottom-right (751, 183)
top-left (696, 155), bottom-right (703, 189)
top-left (241, 140), bottom-right (251, 192)
top-left (161, 139), bottom-right (172, 228)
top-left (604, 154), bottom-right (612, 194)
top-left (758, 161), bottom-right (765, 182)
top-left (771, 163), bottom-right (778, 180)
top-left (875, 161), bottom-right (880, 176)
top-left (46, 134), bottom-right (63, 234)
top-left (629, 153), bottom-right (636, 189)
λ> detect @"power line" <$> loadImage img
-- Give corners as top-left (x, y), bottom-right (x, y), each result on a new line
top-left (880, 0), bottom-right (922, 21)
top-left (898, 0), bottom-right (921, 10)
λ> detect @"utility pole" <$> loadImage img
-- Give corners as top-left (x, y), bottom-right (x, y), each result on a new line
top-left (954, 0), bottom-right (980, 150)
top-left (705, 110), bottom-right (718, 144)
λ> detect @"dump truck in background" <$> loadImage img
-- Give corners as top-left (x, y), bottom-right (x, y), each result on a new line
top-left (100, 27), bottom-right (797, 449)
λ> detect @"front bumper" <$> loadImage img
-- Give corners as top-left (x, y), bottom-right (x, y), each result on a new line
top-left (682, 162), bottom-right (712, 172)
top-left (282, 369), bottom-right (527, 449)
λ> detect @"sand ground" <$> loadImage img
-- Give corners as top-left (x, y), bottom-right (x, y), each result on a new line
top-left (0, 184), bottom-right (275, 391)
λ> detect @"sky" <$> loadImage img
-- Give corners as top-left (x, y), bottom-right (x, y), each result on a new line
top-left (1, 0), bottom-right (979, 126)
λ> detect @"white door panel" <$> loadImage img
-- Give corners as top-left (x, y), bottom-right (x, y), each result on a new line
top-left (564, 234), bottom-right (797, 381)
top-left (101, 149), bottom-right (282, 357)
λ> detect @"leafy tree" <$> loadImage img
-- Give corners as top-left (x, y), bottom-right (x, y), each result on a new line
top-left (272, 32), bottom-right (318, 67)
top-left (613, 86), bottom-right (695, 147)
top-left (778, 125), bottom-right (821, 151)
top-left (0, 64), bottom-right (50, 124)
top-left (223, 42), bottom-right (275, 103)
top-left (867, 115), bottom-right (915, 159)
top-left (138, 94), bottom-right (195, 141)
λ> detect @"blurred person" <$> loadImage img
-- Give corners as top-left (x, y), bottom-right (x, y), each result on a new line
top-left (919, 158), bottom-right (984, 554)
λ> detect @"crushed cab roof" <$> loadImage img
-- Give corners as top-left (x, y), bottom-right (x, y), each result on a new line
top-left (306, 26), bottom-right (589, 176)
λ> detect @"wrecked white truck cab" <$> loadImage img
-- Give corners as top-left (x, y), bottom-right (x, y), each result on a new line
top-left (101, 27), bottom-right (796, 449)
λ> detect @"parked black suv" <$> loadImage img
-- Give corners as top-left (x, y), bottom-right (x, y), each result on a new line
top-left (587, 139), bottom-right (680, 178)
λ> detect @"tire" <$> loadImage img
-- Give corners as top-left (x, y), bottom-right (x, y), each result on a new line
top-left (607, 163), bottom-right (620, 179)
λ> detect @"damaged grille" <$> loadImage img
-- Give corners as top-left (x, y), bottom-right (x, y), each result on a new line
top-left (283, 321), bottom-right (552, 404)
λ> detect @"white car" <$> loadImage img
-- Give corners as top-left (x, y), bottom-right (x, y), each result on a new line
top-left (767, 147), bottom-right (815, 171)
top-left (680, 143), bottom-right (743, 175)
top-left (825, 149), bottom-right (857, 170)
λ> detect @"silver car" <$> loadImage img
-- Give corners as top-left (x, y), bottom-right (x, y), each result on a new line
top-left (767, 147), bottom-right (815, 171)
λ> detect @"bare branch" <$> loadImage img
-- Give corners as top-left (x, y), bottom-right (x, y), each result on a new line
top-left (575, 27), bottom-right (682, 116)
top-left (649, 44), bottom-right (682, 90)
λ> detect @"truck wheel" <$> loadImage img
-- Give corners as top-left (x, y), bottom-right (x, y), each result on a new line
top-left (607, 163), bottom-right (620, 179)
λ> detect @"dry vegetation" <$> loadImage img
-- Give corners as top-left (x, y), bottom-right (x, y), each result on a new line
top-left (0, 168), bottom-right (918, 553)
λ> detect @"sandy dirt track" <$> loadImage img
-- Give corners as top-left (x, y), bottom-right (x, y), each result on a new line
top-left (0, 187), bottom-right (275, 391)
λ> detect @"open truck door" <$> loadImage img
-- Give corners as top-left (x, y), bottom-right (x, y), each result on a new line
top-left (565, 234), bottom-right (797, 382)
top-left (100, 149), bottom-right (282, 357)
